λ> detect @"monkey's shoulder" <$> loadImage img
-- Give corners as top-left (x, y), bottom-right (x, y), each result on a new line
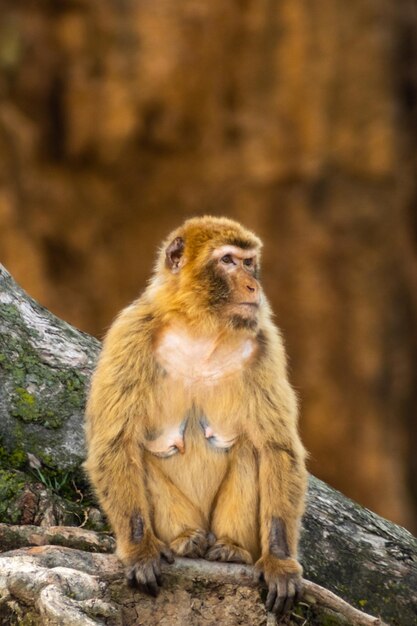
top-left (110, 299), bottom-right (157, 333)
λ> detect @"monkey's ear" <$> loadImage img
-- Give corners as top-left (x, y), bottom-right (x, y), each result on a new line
top-left (165, 236), bottom-right (185, 273)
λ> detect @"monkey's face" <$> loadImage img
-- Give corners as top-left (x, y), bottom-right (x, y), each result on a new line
top-left (206, 245), bottom-right (261, 328)
top-left (165, 232), bottom-right (261, 330)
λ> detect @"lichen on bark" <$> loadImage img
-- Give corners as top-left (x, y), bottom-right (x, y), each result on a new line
top-left (0, 265), bottom-right (100, 527)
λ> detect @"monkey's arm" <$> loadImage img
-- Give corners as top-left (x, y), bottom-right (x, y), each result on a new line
top-left (256, 439), bottom-right (307, 615)
top-left (250, 339), bottom-right (308, 615)
top-left (85, 308), bottom-right (173, 596)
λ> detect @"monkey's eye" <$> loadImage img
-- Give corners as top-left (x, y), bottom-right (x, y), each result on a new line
top-left (243, 258), bottom-right (254, 267)
top-left (221, 254), bottom-right (233, 264)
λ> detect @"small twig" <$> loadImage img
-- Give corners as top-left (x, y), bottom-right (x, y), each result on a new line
top-left (302, 579), bottom-right (388, 626)
top-left (72, 479), bottom-right (84, 503)
top-left (78, 509), bottom-right (89, 528)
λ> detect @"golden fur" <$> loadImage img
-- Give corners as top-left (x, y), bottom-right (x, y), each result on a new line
top-left (85, 216), bottom-right (307, 612)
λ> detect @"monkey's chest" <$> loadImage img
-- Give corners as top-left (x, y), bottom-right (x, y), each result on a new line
top-left (154, 326), bottom-right (256, 385)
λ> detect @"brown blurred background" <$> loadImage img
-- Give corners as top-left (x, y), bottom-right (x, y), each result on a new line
top-left (0, 1), bottom-right (416, 533)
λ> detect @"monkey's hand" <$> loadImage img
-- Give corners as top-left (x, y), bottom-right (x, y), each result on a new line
top-left (255, 555), bottom-right (303, 616)
top-left (124, 533), bottom-right (175, 597)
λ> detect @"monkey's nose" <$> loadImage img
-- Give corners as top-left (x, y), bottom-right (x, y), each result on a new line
top-left (246, 282), bottom-right (259, 299)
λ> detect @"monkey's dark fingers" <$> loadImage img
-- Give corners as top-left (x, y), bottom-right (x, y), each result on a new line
top-left (153, 559), bottom-right (162, 587)
top-left (161, 546), bottom-right (175, 563)
top-left (271, 575), bottom-right (288, 616)
top-left (126, 560), bottom-right (161, 597)
top-left (282, 578), bottom-right (296, 614)
top-left (265, 583), bottom-right (277, 612)
top-left (170, 528), bottom-right (209, 557)
top-left (139, 561), bottom-right (161, 597)
top-left (126, 567), bottom-right (137, 589)
top-left (293, 578), bottom-right (303, 606)
top-left (206, 540), bottom-right (252, 564)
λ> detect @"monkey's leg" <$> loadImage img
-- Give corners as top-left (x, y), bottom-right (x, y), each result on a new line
top-left (206, 442), bottom-right (259, 564)
top-left (85, 434), bottom-right (174, 596)
top-left (255, 444), bottom-right (307, 617)
top-left (146, 458), bottom-right (212, 558)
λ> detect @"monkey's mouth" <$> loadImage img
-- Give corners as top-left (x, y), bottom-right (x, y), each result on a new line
top-left (225, 302), bottom-right (260, 325)
top-left (230, 302), bottom-right (260, 320)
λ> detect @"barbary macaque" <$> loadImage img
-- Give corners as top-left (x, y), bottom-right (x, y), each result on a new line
top-left (85, 216), bottom-right (307, 616)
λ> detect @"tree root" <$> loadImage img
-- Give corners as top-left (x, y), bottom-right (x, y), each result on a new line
top-left (0, 523), bottom-right (115, 553)
top-left (0, 525), bottom-right (389, 626)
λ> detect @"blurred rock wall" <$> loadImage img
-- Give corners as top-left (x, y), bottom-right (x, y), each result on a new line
top-left (0, 0), bottom-right (416, 531)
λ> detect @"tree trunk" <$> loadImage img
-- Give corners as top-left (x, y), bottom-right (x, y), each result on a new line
top-left (0, 265), bottom-right (416, 625)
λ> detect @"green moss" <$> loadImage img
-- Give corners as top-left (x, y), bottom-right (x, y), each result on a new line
top-left (0, 602), bottom-right (41, 626)
top-left (0, 295), bottom-right (101, 526)
top-left (9, 448), bottom-right (26, 467)
top-left (0, 469), bottom-right (26, 522)
top-left (17, 615), bottom-right (40, 626)
top-left (0, 437), bottom-right (91, 516)
top-left (0, 304), bottom-right (87, 429)
top-left (10, 386), bottom-right (64, 428)
top-left (293, 603), bottom-right (351, 626)
top-left (37, 451), bottom-right (54, 466)
top-left (1, 303), bottom-right (29, 325)
top-left (0, 435), bottom-right (27, 470)
top-left (14, 387), bottom-right (36, 405)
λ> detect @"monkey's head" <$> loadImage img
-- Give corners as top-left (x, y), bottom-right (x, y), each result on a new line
top-left (152, 216), bottom-right (264, 332)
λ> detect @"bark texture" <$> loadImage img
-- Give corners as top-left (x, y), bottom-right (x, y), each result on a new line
top-left (302, 477), bottom-right (417, 625)
top-left (0, 264), bottom-right (98, 472)
top-left (0, 264), bottom-right (101, 527)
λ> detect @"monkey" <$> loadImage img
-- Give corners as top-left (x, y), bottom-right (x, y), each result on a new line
top-left (85, 216), bottom-right (307, 617)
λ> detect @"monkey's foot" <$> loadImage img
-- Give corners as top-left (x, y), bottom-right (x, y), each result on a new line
top-left (255, 555), bottom-right (303, 616)
top-left (170, 528), bottom-right (211, 558)
top-left (125, 539), bottom-right (174, 597)
top-left (205, 537), bottom-right (253, 564)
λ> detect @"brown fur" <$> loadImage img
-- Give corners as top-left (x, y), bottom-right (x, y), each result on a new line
top-left (85, 216), bottom-right (307, 614)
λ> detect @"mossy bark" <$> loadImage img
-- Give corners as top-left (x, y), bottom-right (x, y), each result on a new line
top-left (0, 264), bottom-right (99, 469)
top-left (0, 265), bottom-right (416, 624)
top-left (0, 264), bottom-right (100, 526)
top-left (302, 478), bottom-right (417, 625)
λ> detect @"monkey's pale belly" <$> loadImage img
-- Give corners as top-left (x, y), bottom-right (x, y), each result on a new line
top-left (144, 416), bottom-right (238, 457)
